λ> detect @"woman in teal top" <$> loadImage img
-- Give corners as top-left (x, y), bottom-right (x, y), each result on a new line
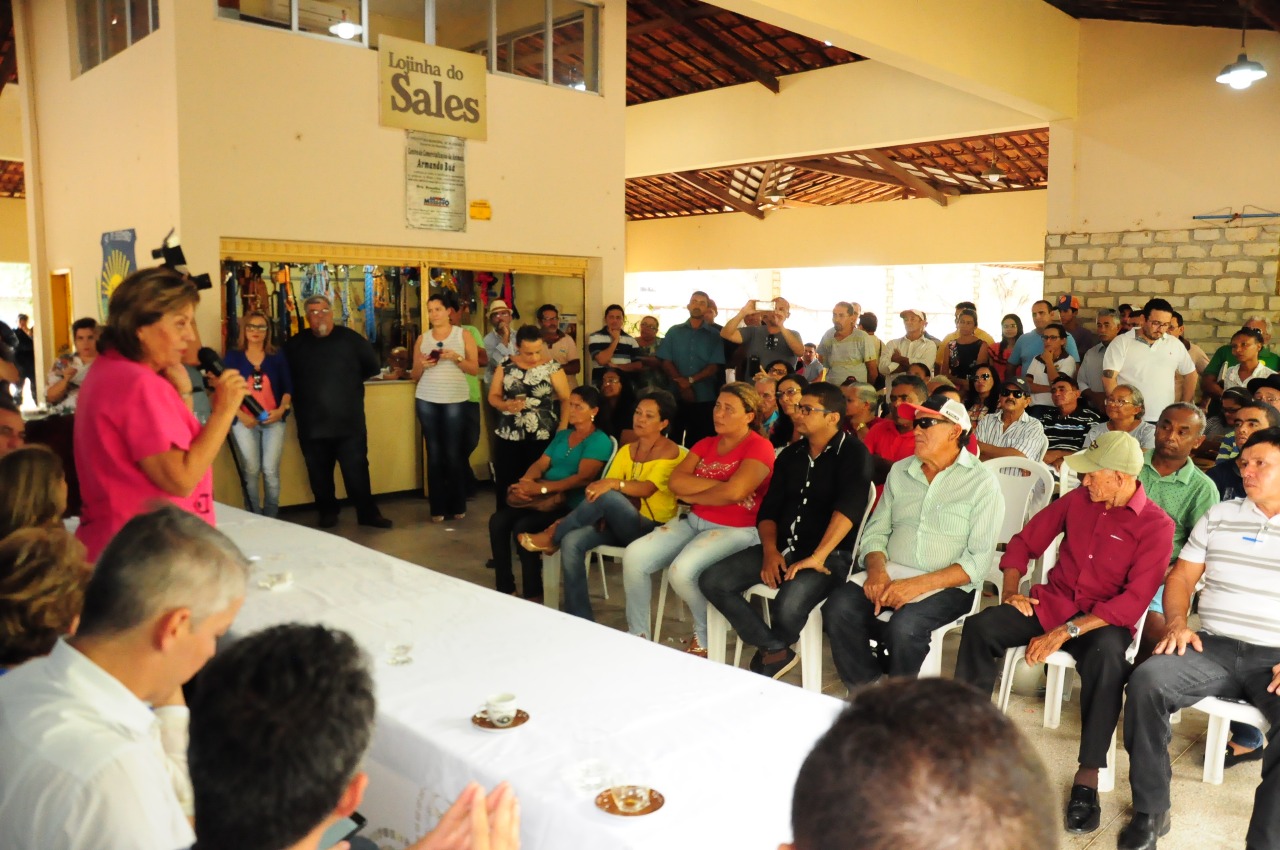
top-left (488, 385), bottom-right (613, 599)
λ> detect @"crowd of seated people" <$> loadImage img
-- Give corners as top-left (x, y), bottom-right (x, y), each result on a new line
top-left (6, 283), bottom-right (1280, 850)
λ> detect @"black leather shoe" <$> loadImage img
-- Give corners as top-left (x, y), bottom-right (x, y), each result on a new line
top-left (1117, 810), bottom-right (1171, 850)
top-left (318, 512), bottom-right (339, 529)
top-left (1224, 745), bottom-right (1264, 769)
top-left (1064, 783), bottom-right (1100, 834)
top-left (358, 514), bottom-right (393, 529)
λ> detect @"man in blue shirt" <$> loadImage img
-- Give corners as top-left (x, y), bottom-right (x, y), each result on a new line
top-left (1009, 300), bottom-right (1081, 376)
top-left (658, 290), bottom-right (725, 446)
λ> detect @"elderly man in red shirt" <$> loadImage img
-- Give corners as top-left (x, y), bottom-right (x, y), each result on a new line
top-left (954, 431), bottom-right (1172, 838)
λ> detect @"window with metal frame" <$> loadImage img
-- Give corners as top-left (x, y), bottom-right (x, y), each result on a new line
top-left (73, 0), bottom-right (161, 76)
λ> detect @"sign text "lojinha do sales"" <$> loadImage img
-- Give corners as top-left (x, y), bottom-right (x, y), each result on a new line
top-left (378, 35), bottom-right (488, 141)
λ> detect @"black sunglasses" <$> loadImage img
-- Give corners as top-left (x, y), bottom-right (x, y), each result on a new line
top-left (1000, 389), bottom-right (1027, 399)
top-left (912, 417), bottom-right (945, 430)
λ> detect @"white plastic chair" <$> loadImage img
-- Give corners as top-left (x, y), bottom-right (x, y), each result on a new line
top-left (1184, 697), bottom-right (1272, 785)
top-left (537, 436), bottom-right (618, 611)
top-left (982, 456), bottom-right (1054, 595)
top-left (1059, 462), bottom-right (1081, 495)
top-left (706, 481), bottom-right (876, 693)
top-left (849, 565), bottom-right (982, 678)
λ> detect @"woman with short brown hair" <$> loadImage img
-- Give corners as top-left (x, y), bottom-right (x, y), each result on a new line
top-left (74, 267), bottom-right (248, 560)
top-left (0, 528), bottom-right (91, 671)
top-left (0, 445), bottom-right (67, 540)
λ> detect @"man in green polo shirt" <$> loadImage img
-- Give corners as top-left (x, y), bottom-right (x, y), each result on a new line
top-left (1135, 402), bottom-right (1219, 662)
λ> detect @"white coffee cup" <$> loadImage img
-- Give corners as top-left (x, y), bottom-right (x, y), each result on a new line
top-left (485, 692), bottom-right (518, 727)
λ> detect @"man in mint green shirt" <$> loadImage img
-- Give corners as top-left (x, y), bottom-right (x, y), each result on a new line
top-left (823, 396), bottom-right (1004, 687)
top-left (1136, 403), bottom-right (1219, 660)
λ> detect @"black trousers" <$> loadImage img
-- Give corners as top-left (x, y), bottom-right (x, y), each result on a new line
top-left (299, 432), bottom-right (379, 521)
top-left (1124, 633), bottom-right (1280, 847)
top-left (954, 603), bottom-right (1133, 768)
top-left (492, 436), bottom-right (550, 511)
top-left (488, 505), bottom-right (565, 597)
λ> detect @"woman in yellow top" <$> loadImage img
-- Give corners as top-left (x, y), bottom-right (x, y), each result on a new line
top-left (520, 388), bottom-right (685, 621)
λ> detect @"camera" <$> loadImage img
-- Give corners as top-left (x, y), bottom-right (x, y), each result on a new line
top-left (152, 229), bottom-right (213, 290)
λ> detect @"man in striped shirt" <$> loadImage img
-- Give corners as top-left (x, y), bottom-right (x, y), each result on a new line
top-left (975, 376), bottom-right (1049, 467)
top-left (1119, 427), bottom-right (1280, 850)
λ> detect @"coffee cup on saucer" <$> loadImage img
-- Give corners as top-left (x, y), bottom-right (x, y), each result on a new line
top-left (485, 693), bottom-right (518, 727)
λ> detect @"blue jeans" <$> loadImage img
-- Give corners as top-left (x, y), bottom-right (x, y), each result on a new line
top-left (622, 513), bottom-right (759, 644)
top-left (415, 399), bottom-right (469, 517)
top-left (554, 490), bottom-right (658, 621)
top-left (229, 419), bottom-right (286, 517)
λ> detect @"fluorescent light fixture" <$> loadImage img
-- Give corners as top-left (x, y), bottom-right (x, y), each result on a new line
top-left (329, 11), bottom-right (362, 39)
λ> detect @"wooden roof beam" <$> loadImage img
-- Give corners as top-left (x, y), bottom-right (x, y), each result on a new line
top-left (1247, 0), bottom-right (1280, 35)
top-left (789, 158), bottom-right (909, 190)
top-left (859, 150), bottom-right (947, 207)
top-left (648, 0), bottom-right (780, 93)
top-left (672, 171), bottom-right (766, 219)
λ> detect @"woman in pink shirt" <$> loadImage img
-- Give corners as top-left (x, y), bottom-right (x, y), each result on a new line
top-left (622, 382), bottom-right (775, 656)
top-left (74, 268), bottom-right (248, 560)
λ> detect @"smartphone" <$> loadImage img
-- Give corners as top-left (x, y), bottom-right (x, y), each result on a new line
top-left (319, 812), bottom-right (366, 850)
top-left (754, 300), bottom-right (776, 312)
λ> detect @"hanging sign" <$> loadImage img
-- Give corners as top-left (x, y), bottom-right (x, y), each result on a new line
top-left (99, 228), bottom-right (137, 320)
top-left (379, 35), bottom-right (487, 141)
top-left (406, 131), bottom-right (466, 232)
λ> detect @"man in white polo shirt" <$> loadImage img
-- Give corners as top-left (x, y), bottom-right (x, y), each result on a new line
top-left (0, 506), bottom-right (248, 850)
top-left (1119, 427), bottom-right (1280, 850)
top-left (1101, 298), bottom-right (1197, 424)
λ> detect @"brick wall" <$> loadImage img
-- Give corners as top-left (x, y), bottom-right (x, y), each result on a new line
top-left (1042, 224), bottom-right (1280, 350)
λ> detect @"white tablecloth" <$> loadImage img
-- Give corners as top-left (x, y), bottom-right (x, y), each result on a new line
top-left (216, 505), bottom-right (844, 850)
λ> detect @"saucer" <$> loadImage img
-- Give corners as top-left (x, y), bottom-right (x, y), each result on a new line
top-left (595, 788), bottom-right (664, 817)
top-left (470, 709), bottom-right (530, 732)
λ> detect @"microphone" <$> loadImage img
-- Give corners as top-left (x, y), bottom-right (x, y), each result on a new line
top-left (197, 347), bottom-right (269, 422)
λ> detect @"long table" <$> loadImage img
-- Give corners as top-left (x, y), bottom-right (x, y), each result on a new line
top-left (217, 505), bottom-right (844, 850)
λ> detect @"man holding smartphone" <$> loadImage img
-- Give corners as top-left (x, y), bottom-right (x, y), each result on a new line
top-left (721, 297), bottom-right (805, 380)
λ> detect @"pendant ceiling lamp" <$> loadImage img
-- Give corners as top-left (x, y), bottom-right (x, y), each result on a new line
top-left (330, 10), bottom-right (362, 40)
top-left (1217, 8), bottom-right (1267, 90)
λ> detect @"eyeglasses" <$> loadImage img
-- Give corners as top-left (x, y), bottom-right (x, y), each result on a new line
top-left (245, 324), bottom-right (269, 331)
top-left (1104, 398), bottom-right (1135, 407)
top-left (797, 404), bottom-right (836, 416)
top-left (1145, 320), bottom-right (1171, 330)
top-left (999, 389), bottom-right (1026, 399)
top-left (306, 308), bottom-right (332, 316)
top-left (602, 378), bottom-right (621, 386)
top-left (912, 418), bottom-right (945, 430)
top-left (1042, 335), bottom-right (1063, 341)
top-left (775, 387), bottom-right (802, 398)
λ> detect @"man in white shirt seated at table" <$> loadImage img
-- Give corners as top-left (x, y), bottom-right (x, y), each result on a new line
top-left (1118, 427), bottom-right (1280, 850)
top-left (189, 623), bottom-right (519, 850)
top-left (0, 505), bottom-right (248, 850)
top-left (822, 397), bottom-right (1003, 688)
top-left (781, 678), bottom-right (1056, 850)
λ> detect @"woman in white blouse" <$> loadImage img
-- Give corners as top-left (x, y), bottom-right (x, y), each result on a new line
top-left (1023, 322), bottom-right (1076, 406)
top-left (1218, 326), bottom-right (1275, 391)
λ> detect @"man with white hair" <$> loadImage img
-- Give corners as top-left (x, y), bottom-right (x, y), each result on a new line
top-left (0, 506), bottom-right (249, 850)
top-left (284, 295), bottom-right (390, 529)
top-left (823, 396), bottom-right (1003, 687)
top-left (955, 431), bottom-right (1172, 837)
top-left (1119, 427), bottom-right (1280, 850)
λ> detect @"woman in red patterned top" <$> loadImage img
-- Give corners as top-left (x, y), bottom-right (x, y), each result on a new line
top-left (622, 382), bottom-right (775, 656)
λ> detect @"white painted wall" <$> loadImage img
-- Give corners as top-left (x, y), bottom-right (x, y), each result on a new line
top-left (626, 190), bottom-right (1047, 272)
top-left (1050, 20), bottom-right (1280, 234)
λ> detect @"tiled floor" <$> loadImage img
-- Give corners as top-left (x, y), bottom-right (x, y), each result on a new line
top-left (284, 490), bottom-right (1262, 850)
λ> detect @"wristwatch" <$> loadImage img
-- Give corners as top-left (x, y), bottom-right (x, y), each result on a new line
top-left (540, 486), bottom-right (548, 495)
top-left (1065, 620), bottom-right (1082, 639)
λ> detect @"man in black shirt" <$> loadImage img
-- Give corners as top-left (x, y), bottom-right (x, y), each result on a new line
top-left (700, 381), bottom-right (873, 678)
top-left (284, 295), bottom-right (390, 529)
top-left (1030, 375), bottom-right (1105, 470)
